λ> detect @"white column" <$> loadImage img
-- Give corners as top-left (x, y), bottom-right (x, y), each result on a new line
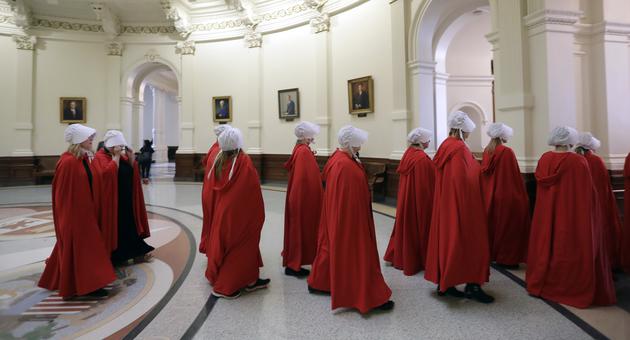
top-left (105, 41), bottom-right (122, 131)
top-left (408, 60), bottom-right (437, 153)
top-left (132, 100), bottom-right (145, 148)
top-left (246, 46), bottom-right (263, 155)
top-left (312, 16), bottom-right (331, 156)
top-left (434, 72), bottom-right (449, 145)
top-left (389, 0), bottom-right (409, 160)
top-left (12, 35), bottom-right (36, 157)
top-left (153, 87), bottom-right (167, 162)
top-left (524, 1), bottom-right (581, 157)
top-left (176, 40), bottom-right (195, 154)
top-left (488, 0), bottom-right (535, 171)
top-left (120, 96), bottom-right (134, 148)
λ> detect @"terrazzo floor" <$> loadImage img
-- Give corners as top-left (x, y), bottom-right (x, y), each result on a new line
top-left (0, 180), bottom-right (628, 340)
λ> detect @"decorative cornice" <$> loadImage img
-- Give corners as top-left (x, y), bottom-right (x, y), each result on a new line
top-left (592, 21), bottom-right (630, 36)
top-left (0, 15), bottom-right (15, 25)
top-left (310, 12), bottom-right (329, 33)
top-left (244, 25), bottom-right (262, 48)
top-left (12, 34), bottom-right (36, 50)
top-left (447, 75), bottom-right (494, 88)
top-left (175, 40), bottom-right (196, 55)
top-left (160, 0), bottom-right (191, 38)
top-left (106, 41), bottom-right (123, 56)
top-left (524, 9), bottom-right (581, 31)
top-left (33, 18), bottom-right (104, 32)
top-left (9, 0), bottom-right (32, 31)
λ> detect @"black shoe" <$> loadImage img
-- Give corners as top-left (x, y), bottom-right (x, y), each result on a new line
top-left (245, 278), bottom-right (270, 292)
top-left (307, 285), bottom-right (330, 295)
top-left (437, 286), bottom-right (466, 298)
top-left (495, 263), bottom-right (520, 270)
top-left (285, 267), bottom-right (310, 277)
top-left (212, 290), bottom-right (241, 299)
top-left (374, 300), bottom-right (395, 311)
top-left (86, 288), bottom-right (108, 298)
top-left (465, 284), bottom-right (494, 304)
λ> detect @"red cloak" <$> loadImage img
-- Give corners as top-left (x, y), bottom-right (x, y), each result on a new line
top-left (526, 152), bottom-right (616, 308)
top-left (38, 153), bottom-right (116, 297)
top-left (480, 144), bottom-right (530, 265)
top-left (92, 149), bottom-right (151, 254)
top-left (282, 143), bottom-right (323, 270)
top-left (583, 150), bottom-right (622, 270)
top-left (307, 150), bottom-right (391, 313)
top-left (200, 142), bottom-right (220, 254)
top-left (204, 152), bottom-right (265, 295)
top-left (383, 147), bottom-right (435, 275)
top-left (424, 137), bottom-right (490, 291)
top-left (621, 153), bottom-right (630, 274)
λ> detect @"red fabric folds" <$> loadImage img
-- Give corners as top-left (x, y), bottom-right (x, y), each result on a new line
top-left (480, 144), bottom-right (530, 265)
top-left (583, 150), bottom-right (622, 270)
top-left (204, 152), bottom-right (265, 295)
top-left (526, 152), bottom-right (616, 308)
top-left (282, 144), bottom-right (323, 270)
top-left (621, 153), bottom-right (630, 274)
top-left (92, 149), bottom-right (150, 254)
top-left (308, 150), bottom-right (391, 313)
top-left (424, 137), bottom-right (490, 291)
top-left (200, 142), bottom-right (220, 254)
top-left (38, 153), bottom-right (116, 297)
top-left (384, 147), bottom-right (435, 275)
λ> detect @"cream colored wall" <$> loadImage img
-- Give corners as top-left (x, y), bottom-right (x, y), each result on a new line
top-left (0, 36), bottom-right (17, 157)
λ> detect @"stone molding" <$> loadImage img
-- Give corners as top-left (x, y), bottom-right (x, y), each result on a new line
top-left (106, 41), bottom-right (123, 56)
top-left (12, 34), bottom-right (36, 49)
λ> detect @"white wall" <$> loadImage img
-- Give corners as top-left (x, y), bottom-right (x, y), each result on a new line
top-left (143, 85), bottom-right (154, 141)
top-left (164, 92), bottom-right (179, 146)
top-left (0, 36), bottom-right (17, 157)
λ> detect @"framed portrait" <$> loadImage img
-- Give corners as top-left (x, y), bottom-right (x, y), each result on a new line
top-left (212, 96), bottom-right (232, 123)
top-left (278, 88), bottom-right (300, 121)
top-left (60, 97), bottom-right (87, 123)
top-left (347, 76), bottom-right (374, 115)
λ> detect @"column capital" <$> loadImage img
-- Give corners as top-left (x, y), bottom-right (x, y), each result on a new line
top-left (524, 9), bottom-right (581, 33)
top-left (244, 25), bottom-right (262, 48)
top-left (12, 34), bottom-right (36, 50)
top-left (106, 41), bottom-right (123, 56)
top-left (310, 12), bottom-right (330, 34)
top-left (175, 40), bottom-right (196, 55)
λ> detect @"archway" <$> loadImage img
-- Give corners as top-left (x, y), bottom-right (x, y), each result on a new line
top-left (449, 101), bottom-right (488, 152)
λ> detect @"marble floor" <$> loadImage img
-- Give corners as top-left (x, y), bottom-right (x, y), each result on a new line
top-left (0, 181), bottom-right (628, 340)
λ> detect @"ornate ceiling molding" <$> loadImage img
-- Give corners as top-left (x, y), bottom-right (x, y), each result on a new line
top-left (91, 2), bottom-right (121, 37)
top-left (12, 34), bottom-right (36, 50)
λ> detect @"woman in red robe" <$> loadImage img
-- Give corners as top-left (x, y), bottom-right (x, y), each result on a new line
top-left (527, 126), bottom-right (616, 308)
top-left (38, 124), bottom-right (116, 299)
top-left (204, 127), bottom-right (268, 299)
top-left (282, 122), bottom-right (323, 277)
top-left (308, 125), bottom-right (393, 313)
top-left (384, 127), bottom-right (435, 275)
top-left (480, 123), bottom-right (530, 268)
top-left (623, 153), bottom-right (630, 274)
top-left (92, 130), bottom-right (153, 264)
top-left (200, 124), bottom-right (231, 254)
top-left (424, 111), bottom-right (493, 304)
top-left (575, 133), bottom-right (622, 270)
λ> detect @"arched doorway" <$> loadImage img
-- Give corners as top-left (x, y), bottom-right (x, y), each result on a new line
top-left (121, 60), bottom-right (180, 180)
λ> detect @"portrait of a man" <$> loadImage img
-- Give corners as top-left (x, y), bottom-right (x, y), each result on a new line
top-left (212, 96), bottom-right (232, 122)
top-left (347, 76), bottom-right (374, 115)
top-left (60, 97), bottom-right (87, 123)
top-left (278, 88), bottom-right (300, 120)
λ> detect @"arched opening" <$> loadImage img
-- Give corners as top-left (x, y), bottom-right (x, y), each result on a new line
top-left (449, 102), bottom-right (488, 152)
top-left (121, 60), bottom-right (180, 181)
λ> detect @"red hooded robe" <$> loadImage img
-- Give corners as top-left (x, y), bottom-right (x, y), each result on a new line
top-left (480, 144), bottom-right (530, 265)
top-left (623, 153), bottom-right (630, 274)
top-left (200, 141), bottom-right (220, 254)
top-left (38, 153), bottom-right (116, 297)
top-left (92, 149), bottom-right (151, 254)
top-left (424, 137), bottom-right (490, 291)
top-left (384, 146), bottom-right (435, 275)
top-left (307, 150), bottom-right (392, 313)
top-left (204, 152), bottom-right (265, 295)
top-left (526, 151), bottom-right (616, 308)
top-left (583, 150), bottom-right (622, 270)
top-left (282, 143), bottom-right (323, 270)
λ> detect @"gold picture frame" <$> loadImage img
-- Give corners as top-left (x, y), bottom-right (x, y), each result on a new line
top-left (347, 76), bottom-right (374, 115)
top-left (212, 96), bottom-right (232, 123)
top-left (278, 88), bottom-right (300, 121)
top-left (60, 97), bottom-right (87, 123)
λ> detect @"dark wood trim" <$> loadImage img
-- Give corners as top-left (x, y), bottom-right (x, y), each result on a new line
top-left (0, 156), bottom-right (36, 187)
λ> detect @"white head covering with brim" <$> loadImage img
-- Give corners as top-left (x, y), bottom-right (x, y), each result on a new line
top-left (294, 121), bottom-right (320, 139)
top-left (448, 111), bottom-right (476, 133)
top-left (64, 124), bottom-right (96, 145)
top-left (547, 126), bottom-right (578, 146)
top-left (487, 122), bottom-right (514, 141)
top-left (407, 127), bottom-right (433, 144)
top-left (214, 124), bottom-right (232, 137)
top-left (103, 130), bottom-right (128, 148)
top-left (338, 125), bottom-right (368, 148)
top-left (576, 132), bottom-right (601, 151)
top-left (218, 126), bottom-right (244, 152)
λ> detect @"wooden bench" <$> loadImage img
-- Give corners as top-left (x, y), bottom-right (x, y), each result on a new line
top-left (363, 161), bottom-right (387, 200)
top-left (33, 156), bottom-right (59, 184)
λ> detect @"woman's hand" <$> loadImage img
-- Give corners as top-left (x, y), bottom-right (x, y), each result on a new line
top-left (125, 146), bottom-right (135, 163)
top-left (111, 146), bottom-right (122, 166)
